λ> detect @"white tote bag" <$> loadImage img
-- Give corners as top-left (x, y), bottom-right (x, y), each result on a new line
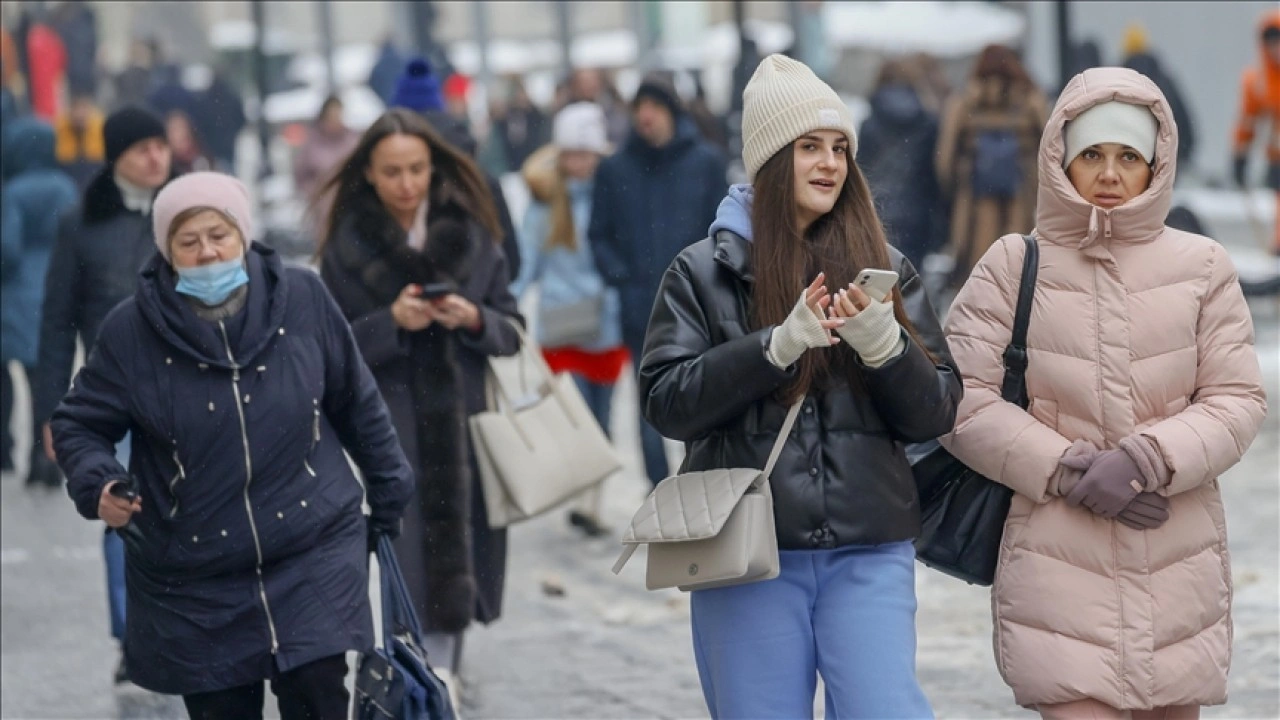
top-left (470, 320), bottom-right (622, 529)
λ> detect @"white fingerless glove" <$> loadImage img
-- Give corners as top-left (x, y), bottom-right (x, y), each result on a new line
top-left (834, 299), bottom-right (905, 368)
top-left (765, 291), bottom-right (832, 369)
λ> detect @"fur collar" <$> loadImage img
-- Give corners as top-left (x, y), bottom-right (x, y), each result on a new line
top-left (330, 185), bottom-right (478, 305)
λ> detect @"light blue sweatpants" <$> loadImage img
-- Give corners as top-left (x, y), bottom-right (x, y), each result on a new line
top-left (690, 541), bottom-right (933, 720)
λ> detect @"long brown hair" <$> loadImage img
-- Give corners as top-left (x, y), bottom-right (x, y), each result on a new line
top-left (972, 44), bottom-right (1032, 95)
top-left (314, 108), bottom-right (501, 258)
top-left (748, 142), bottom-right (929, 403)
top-left (545, 174), bottom-right (578, 251)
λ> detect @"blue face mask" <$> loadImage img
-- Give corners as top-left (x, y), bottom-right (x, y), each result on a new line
top-left (174, 256), bottom-right (249, 306)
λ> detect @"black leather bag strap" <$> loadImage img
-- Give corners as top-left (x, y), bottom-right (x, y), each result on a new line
top-left (1000, 235), bottom-right (1039, 409)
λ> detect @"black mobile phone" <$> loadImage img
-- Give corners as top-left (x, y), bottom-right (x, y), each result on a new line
top-left (108, 479), bottom-right (138, 502)
top-left (419, 281), bottom-right (457, 300)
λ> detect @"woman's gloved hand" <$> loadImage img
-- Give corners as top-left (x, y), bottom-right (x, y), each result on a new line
top-left (1116, 492), bottom-right (1171, 530)
top-left (831, 285), bottom-right (904, 368)
top-left (367, 515), bottom-right (402, 553)
top-left (1065, 448), bottom-right (1145, 517)
top-left (765, 273), bottom-right (843, 369)
top-left (1051, 439), bottom-right (1102, 497)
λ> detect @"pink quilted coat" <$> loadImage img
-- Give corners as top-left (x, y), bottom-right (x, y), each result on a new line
top-left (940, 67), bottom-right (1268, 709)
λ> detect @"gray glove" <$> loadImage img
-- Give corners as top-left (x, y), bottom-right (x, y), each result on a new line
top-left (1065, 448), bottom-right (1144, 517)
top-left (1116, 493), bottom-right (1171, 531)
top-left (765, 291), bottom-right (833, 369)
top-left (833, 298), bottom-right (905, 368)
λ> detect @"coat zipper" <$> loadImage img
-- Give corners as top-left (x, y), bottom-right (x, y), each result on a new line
top-left (218, 321), bottom-right (280, 655)
top-left (168, 449), bottom-right (187, 518)
top-left (303, 401), bottom-right (319, 477)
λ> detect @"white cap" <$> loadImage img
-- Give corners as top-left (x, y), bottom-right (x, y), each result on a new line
top-left (553, 102), bottom-right (611, 154)
top-left (741, 54), bottom-right (857, 181)
top-left (1063, 100), bottom-right (1158, 168)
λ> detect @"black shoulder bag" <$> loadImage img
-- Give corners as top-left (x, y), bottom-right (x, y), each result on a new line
top-left (909, 234), bottom-right (1039, 586)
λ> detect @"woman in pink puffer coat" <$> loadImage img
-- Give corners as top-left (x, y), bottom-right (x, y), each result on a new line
top-left (941, 67), bottom-right (1267, 719)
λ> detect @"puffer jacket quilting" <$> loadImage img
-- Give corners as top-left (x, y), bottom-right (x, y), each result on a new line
top-left (940, 67), bottom-right (1267, 709)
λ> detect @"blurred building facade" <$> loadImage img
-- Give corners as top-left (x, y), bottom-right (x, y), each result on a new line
top-left (32, 0), bottom-right (1269, 183)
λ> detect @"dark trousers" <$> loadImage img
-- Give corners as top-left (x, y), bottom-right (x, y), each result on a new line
top-left (182, 654), bottom-right (349, 720)
top-left (571, 373), bottom-right (615, 438)
top-left (624, 337), bottom-right (669, 487)
top-left (1, 362), bottom-right (37, 469)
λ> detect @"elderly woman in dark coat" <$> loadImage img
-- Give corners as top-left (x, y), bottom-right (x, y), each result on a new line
top-left (51, 172), bottom-right (414, 719)
top-left (316, 108), bottom-right (522, 682)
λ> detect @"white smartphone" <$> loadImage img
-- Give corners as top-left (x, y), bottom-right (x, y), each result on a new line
top-left (853, 269), bottom-right (900, 302)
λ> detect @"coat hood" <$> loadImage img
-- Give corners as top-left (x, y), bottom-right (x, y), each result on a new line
top-left (2, 116), bottom-right (58, 180)
top-left (707, 183), bottom-right (754, 241)
top-left (135, 244), bottom-right (288, 369)
top-left (1035, 67), bottom-right (1176, 252)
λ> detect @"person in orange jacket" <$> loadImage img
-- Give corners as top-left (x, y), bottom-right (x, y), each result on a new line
top-left (1233, 9), bottom-right (1280, 253)
top-left (52, 90), bottom-right (105, 190)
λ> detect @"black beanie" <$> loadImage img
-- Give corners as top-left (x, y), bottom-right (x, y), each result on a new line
top-left (104, 106), bottom-right (168, 164)
top-left (632, 72), bottom-right (683, 117)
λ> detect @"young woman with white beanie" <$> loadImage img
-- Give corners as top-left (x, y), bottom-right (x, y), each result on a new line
top-left (638, 55), bottom-right (961, 718)
top-left (942, 67), bottom-right (1266, 718)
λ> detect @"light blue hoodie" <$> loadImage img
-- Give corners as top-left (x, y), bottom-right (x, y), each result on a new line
top-left (707, 184), bottom-right (755, 242)
top-left (511, 178), bottom-right (623, 351)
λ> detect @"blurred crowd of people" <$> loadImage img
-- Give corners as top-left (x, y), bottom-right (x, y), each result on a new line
top-left (2, 2), bottom-right (246, 184)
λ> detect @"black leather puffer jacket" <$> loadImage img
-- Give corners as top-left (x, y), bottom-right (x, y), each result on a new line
top-left (638, 230), bottom-right (962, 550)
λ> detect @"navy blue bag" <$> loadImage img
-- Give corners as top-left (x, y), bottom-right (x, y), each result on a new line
top-left (354, 536), bottom-right (457, 720)
top-left (971, 129), bottom-right (1022, 199)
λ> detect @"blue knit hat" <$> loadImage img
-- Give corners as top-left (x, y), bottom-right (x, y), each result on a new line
top-left (390, 57), bottom-right (444, 112)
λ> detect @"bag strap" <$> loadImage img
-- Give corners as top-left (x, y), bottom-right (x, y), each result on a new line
top-left (376, 535), bottom-right (425, 646)
top-left (1000, 235), bottom-right (1039, 409)
top-left (762, 398), bottom-right (806, 479)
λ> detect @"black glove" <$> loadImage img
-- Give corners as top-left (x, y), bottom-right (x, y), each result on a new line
top-left (366, 515), bottom-right (402, 553)
top-left (1115, 492), bottom-right (1170, 531)
top-left (1232, 154), bottom-right (1248, 188)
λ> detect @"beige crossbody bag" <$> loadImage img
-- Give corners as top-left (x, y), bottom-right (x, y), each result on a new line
top-left (611, 398), bottom-right (804, 592)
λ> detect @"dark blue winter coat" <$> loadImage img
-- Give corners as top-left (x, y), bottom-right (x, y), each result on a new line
top-left (588, 115), bottom-right (727, 350)
top-left (50, 245), bottom-right (414, 695)
top-left (1, 116), bottom-right (78, 366)
top-left (857, 84), bottom-right (948, 269)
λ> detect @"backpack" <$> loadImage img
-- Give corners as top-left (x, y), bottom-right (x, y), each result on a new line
top-left (970, 129), bottom-right (1022, 199)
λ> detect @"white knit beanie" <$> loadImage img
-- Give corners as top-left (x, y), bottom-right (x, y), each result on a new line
top-left (741, 54), bottom-right (857, 181)
top-left (553, 102), bottom-right (611, 154)
top-left (1063, 100), bottom-right (1158, 168)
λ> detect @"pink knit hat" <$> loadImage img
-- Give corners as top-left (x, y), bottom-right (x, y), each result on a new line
top-left (152, 172), bottom-right (254, 261)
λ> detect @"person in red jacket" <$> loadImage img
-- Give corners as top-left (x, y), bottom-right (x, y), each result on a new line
top-left (24, 21), bottom-right (65, 121)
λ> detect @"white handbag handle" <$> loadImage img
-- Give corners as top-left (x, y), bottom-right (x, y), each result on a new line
top-left (480, 317), bottom-right (583, 450)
